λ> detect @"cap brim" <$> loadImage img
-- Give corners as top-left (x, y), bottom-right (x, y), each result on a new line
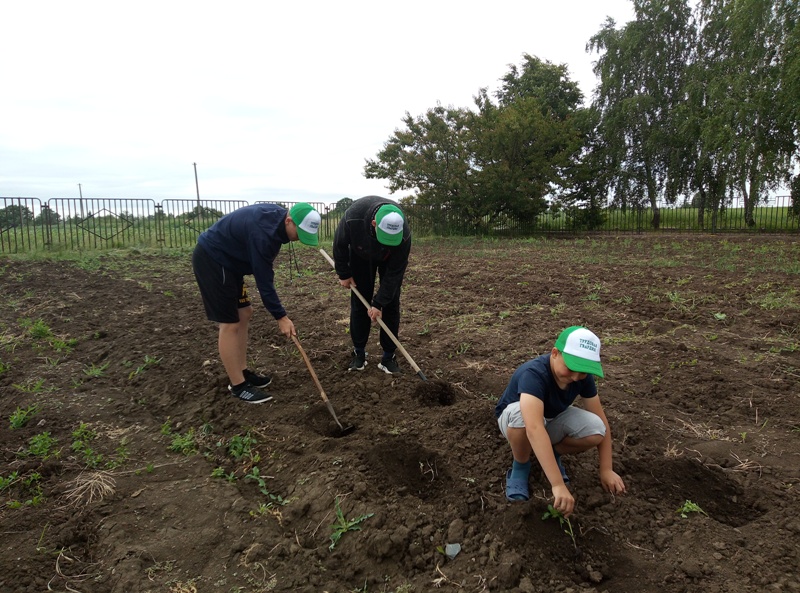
top-left (297, 229), bottom-right (319, 246)
top-left (376, 230), bottom-right (402, 246)
top-left (561, 352), bottom-right (604, 378)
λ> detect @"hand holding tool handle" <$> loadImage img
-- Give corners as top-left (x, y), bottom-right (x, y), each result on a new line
top-left (320, 248), bottom-right (428, 381)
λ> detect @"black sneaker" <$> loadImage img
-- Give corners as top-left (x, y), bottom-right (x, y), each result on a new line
top-left (348, 349), bottom-right (367, 372)
top-left (228, 370), bottom-right (271, 391)
top-left (243, 369), bottom-right (272, 388)
top-left (378, 355), bottom-right (402, 375)
top-left (230, 383), bottom-right (273, 404)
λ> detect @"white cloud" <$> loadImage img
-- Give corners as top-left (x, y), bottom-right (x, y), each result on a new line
top-left (0, 0), bottom-right (634, 203)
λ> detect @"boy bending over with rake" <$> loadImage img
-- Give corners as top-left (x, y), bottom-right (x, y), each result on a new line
top-left (495, 326), bottom-right (626, 516)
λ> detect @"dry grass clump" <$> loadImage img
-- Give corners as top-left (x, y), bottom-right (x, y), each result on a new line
top-left (63, 471), bottom-right (116, 507)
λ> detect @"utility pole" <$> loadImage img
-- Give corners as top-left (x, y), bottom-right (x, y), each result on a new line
top-left (193, 163), bottom-right (200, 213)
top-left (78, 183), bottom-right (85, 220)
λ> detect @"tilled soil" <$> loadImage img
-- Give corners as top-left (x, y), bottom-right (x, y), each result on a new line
top-left (1, 235), bottom-right (799, 593)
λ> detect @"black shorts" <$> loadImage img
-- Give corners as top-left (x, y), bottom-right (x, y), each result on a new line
top-left (192, 244), bottom-right (251, 323)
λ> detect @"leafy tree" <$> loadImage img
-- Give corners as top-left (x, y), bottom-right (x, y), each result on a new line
top-left (332, 198), bottom-right (353, 214)
top-left (588, 0), bottom-right (695, 229)
top-left (365, 103), bottom-right (480, 227)
top-left (33, 208), bottom-right (61, 226)
top-left (365, 55), bottom-right (587, 232)
top-left (0, 205), bottom-right (34, 228)
top-left (695, 0), bottom-right (796, 227)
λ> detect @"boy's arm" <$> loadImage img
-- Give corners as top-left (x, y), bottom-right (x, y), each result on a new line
top-left (520, 393), bottom-right (575, 516)
top-left (582, 395), bottom-right (626, 494)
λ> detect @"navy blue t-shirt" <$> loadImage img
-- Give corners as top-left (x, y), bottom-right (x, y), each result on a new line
top-left (196, 204), bottom-right (289, 319)
top-left (494, 353), bottom-right (597, 419)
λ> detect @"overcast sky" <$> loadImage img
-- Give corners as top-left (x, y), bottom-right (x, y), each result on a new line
top-left (1, 1), bottom-right (634, 205)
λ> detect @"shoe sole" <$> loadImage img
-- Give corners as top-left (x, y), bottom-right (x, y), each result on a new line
top-left (377, 363), bottom-right (399, 375)
top-left (236, 395), bottom-right (274, 404)
top-left (348, 362), bottom-right (367, 372)
top-left (228, 379), bottom-right (272, 391)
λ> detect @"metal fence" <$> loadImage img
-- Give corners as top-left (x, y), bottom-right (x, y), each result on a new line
top-left (0, 195), bottom-right (796, 254)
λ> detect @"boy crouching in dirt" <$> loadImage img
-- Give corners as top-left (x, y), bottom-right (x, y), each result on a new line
top-left (495, 326), bottom-right (626, 517)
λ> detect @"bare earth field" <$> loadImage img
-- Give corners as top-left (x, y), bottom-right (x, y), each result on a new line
top-left (1, 235), bottom-right (799, 593)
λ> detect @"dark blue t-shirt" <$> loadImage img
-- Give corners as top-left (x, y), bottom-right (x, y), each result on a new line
top-left (494, 353), bottom-right (597, 419)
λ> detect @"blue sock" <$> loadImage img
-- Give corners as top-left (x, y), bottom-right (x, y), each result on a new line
top-left (554, 450), bottom-right (570, 483)
top-left (382, 350), bottom-right (394, 362)
top-left (510, 460), bottom-right (531, 481)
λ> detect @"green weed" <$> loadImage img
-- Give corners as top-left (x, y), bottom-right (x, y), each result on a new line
top-left (0, 471), bottom-right (20, 492)
top-left (9, 404), bottom-right (39, 429)
top-left (19, 433), bottom-right (59, 459)
top-left (329, 496), bottom-right (374, 551)
top-left (169, 428), bottom-right (197, 455)
top-left (23, 318), bottom-right (53, 340)
top-left (227, 432), bottom-right (259, 461)
top-left (128, 355), bottom-right (162, 379)
top-left (244, 467), bottom-right (287, 506)
top-left (542, 504), bottom-right (576, 551)
top-left (50, 338), bottom-right (78, 354)
top-left (12, 378), bottom-right (50, 393)
top-left (83, 362), bottom-right (110, 378)
top-left (677, 499), bottom-right (708, 518)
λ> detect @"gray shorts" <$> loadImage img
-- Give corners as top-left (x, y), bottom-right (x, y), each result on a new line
top-left (497, 401), bottom-right (606, 444)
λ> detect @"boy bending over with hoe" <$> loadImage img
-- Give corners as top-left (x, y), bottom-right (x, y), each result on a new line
top-left (495, 326), bottom-right (626, 516)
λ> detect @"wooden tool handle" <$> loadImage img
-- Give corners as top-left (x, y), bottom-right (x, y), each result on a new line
top-left (291, 334), bottom-right (330, 403)
top-left (319, 248), bottom-right (424, 375)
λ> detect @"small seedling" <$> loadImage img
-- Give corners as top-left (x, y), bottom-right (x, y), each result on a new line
top-left (83, 362), bottom-right (110, 378)
top-left (227, 432), bottom-right (259, 461)
top-left (50, 338), bottom-right (78, 354)
top-left (542, 504), bottom-right (577, 551)
top-left (329, 496), bottom-right (374, 551)
top-left (26, 319), bottom-right (54, 340)
top-left (128, 355), bottom-right (162, 379)
top-left (9, 404), bottom-right (39, 429)
top-left (169, 428), bottom-right (197, 455)
top-left (677, 500), bottom-right (708, 518)
top-left (244, 467), bottom-right (287, 506)
top-left (23, 432), bottom-right (59, 459)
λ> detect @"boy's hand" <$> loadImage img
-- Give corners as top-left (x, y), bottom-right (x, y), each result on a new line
top-left (276, 316), bottom-right (295, 337)
top-left (600, 469), bottom-right (626, 495)
top-left (552, 484), bottom-right (574, 517)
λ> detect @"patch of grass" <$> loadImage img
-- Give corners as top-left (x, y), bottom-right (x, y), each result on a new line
top-left (50, 337), bottom-right (78, 354)
top-left (12, 378), bottom-right (51, 393)
top-left (21, 318), bottom-right (53, 340)
top-left (128, 354), bottom-right (162, 379)
top-left (82, 362), bottom-right (110, 378)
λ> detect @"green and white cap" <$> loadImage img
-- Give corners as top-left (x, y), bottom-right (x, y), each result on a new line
top-left (375, 204), bottom-right (404, 246)
top-left (554, 326), bottom-right (604, 378)
top-left (289, 202), bottom-right (321, 246)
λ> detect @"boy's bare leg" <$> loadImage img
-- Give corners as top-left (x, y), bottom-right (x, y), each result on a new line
top-left (218, 305), bottom-right (253, 386)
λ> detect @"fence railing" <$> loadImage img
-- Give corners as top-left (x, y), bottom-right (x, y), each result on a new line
top-left (0, 195), bottom-right (796, 254)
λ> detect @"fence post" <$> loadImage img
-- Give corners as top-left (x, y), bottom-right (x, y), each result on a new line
top-left (42, 204), bottom-right (53, 247)
top-left (154, 204), bottom-right (165, 249)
